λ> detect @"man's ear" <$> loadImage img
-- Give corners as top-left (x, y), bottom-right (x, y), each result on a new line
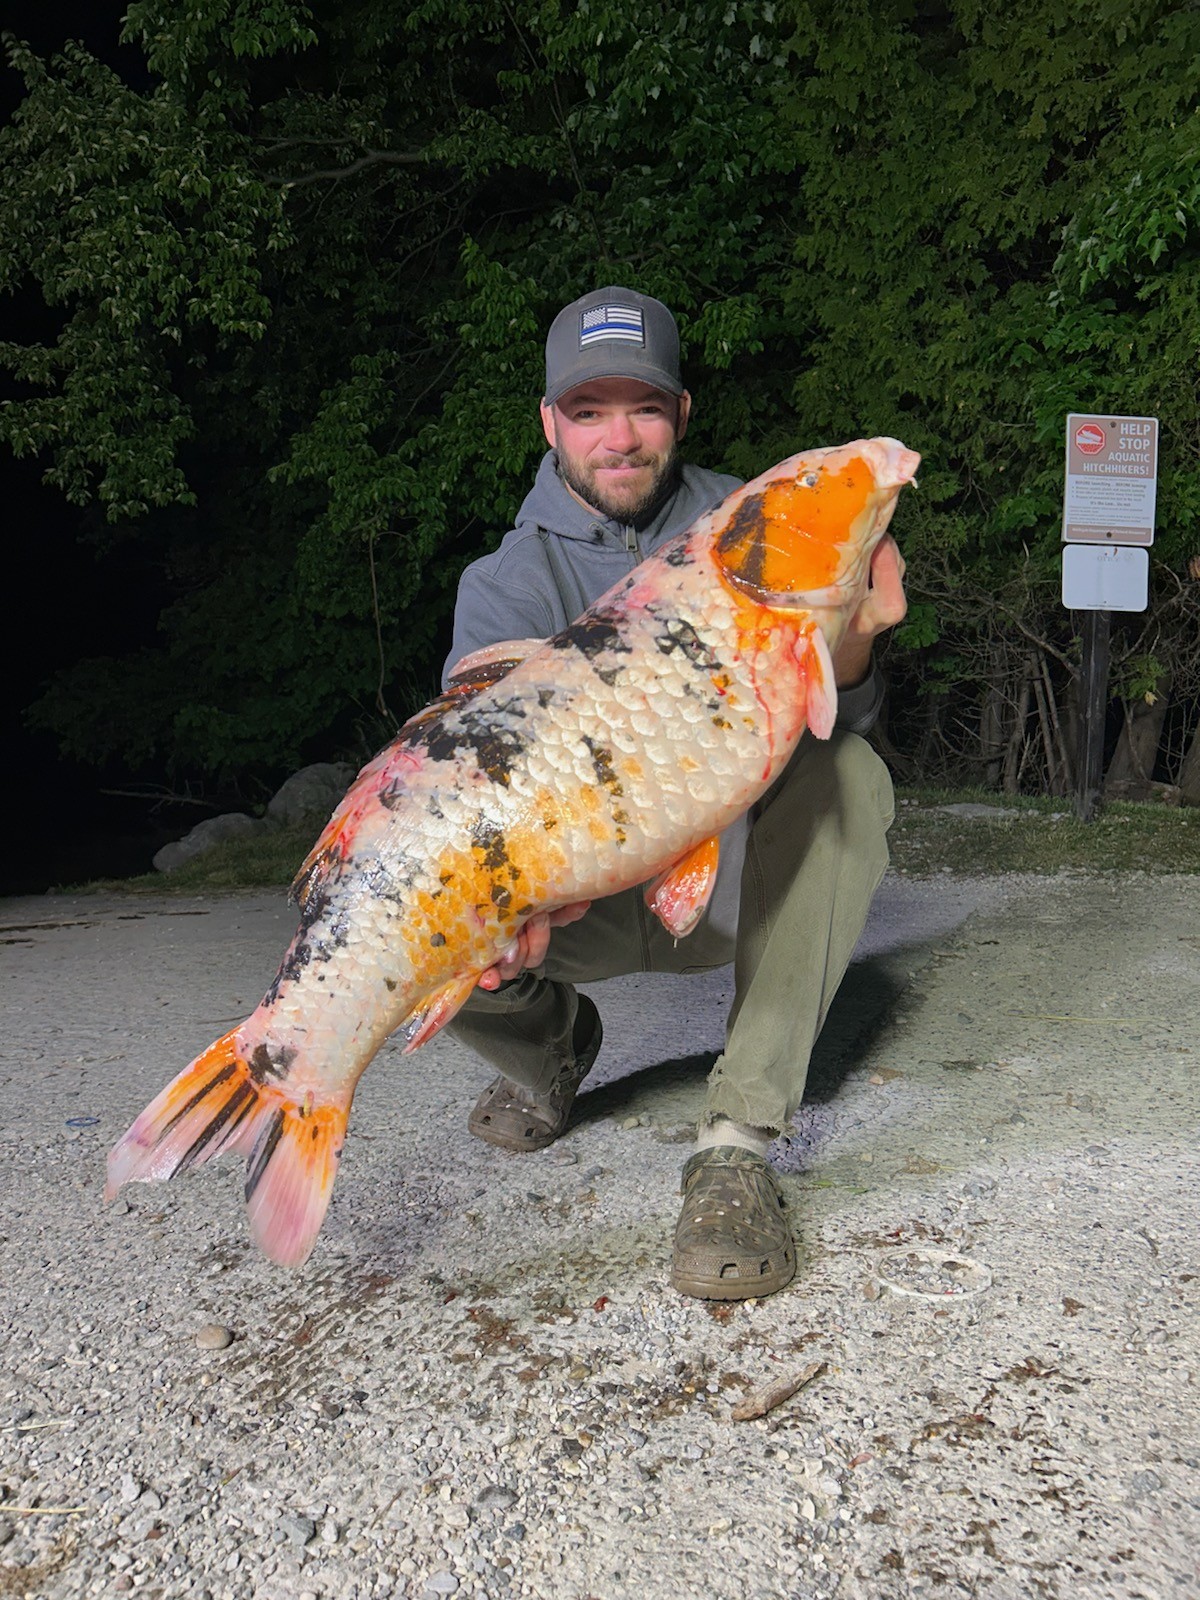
top-left (676, 390), bottom-right (692, 442)
top-left (539, 400), bottom-right (557, 449)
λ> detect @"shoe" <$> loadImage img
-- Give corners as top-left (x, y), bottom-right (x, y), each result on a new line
top-left (466, 995), bottom-right (602, 1152)
top-left (670, 1145), bottom-right (796, 1300)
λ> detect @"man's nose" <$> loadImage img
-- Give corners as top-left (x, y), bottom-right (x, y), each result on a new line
top-left (602, 411), bottom-right (639, 452)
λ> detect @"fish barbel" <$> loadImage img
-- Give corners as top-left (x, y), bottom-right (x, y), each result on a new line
top-left (107, 436), bottom-right (920, 1265)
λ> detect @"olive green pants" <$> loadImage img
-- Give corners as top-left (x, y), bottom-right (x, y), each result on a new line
top-left (446, 730), bottom-right (894, 1135)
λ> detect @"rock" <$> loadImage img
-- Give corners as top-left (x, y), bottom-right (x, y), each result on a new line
top-left (266, 763), bottom-right (354, 828)
top-left (118, 1472), bottom-right (142, 1504)
top-left (1131, 1469), bottom-right (1162, 1495)
top-left (195, 1324), bottom-right (233, 1351)
top-left (278, 1512), bottom-right (317, 1548)
top-left (423, 1572), bottom-right (459, 1596)
top-left (472, 1485), bottom-right (517, 1515)
top-left (153, 813), bottom-right (264, 874)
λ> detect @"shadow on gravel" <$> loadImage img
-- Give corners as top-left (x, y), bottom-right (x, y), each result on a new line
top-left (804, 955), bottom-right (909, 1102)
top-left (567, 954), bottom-right (911, 1137)
top-left (572, 1051), bottom-right (717, 1129)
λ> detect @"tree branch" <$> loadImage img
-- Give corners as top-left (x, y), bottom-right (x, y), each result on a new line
top-left (281, 149), bottom-right (429, 188)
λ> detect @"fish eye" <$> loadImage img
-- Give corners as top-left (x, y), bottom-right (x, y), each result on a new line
top-left (802, 472), bottom-right (819, 488)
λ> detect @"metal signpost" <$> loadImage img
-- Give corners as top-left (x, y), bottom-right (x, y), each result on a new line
top-left (1061, 414), bottom-right (1159, 821)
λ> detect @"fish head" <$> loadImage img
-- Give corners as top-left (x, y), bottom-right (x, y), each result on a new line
top-left (713, 436), bottom-right (920, 611)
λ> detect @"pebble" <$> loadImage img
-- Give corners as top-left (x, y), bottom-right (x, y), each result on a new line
top-left (1131, 1470), bottom-right (1162, 1495)
top-left (119, 1473), bottom-right (142, 1504)
top-left (620, 1116), bottom-right (642, 1131)
top-left (195, 1324), bottom-right (233, 1351)
top-left (423, 1572), bottom-right (459, 1596)
top-left (552, 1151), bottom-right (579, 1166)
top-left (473, 1485), bottom-right (517, 1515)
top-left (278, 1513), bottom-right (317, 1548)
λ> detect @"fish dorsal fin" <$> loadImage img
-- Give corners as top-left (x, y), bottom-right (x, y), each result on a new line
top-left (644, 836), bottom-right (721, 938)
top-left (404, 637), bottom-right (546, 736)
top-left (289, 638), bottom-right (545, 911)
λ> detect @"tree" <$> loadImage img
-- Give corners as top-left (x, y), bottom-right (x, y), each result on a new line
top-left (3, 0), bottom-right (1198, 796)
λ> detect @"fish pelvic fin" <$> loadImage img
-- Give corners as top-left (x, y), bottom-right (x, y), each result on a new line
top-left (397, 974), bottom-right (479, 1054)
top-left (800, 626), bottom-right (838, 740)
top-left (645, 836), bottom-right (721, 939)
top-left (105, 1029), bottom-right (349, 1269)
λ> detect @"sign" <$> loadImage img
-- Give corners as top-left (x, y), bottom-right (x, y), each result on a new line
top-left (1062, 412), bottom-right (1158, 545)
top-left (1062, 544), bottom-right (1148, 612)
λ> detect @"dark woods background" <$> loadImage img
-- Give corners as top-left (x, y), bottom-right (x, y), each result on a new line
top-left (4, 1), bottom-right (1200, 894)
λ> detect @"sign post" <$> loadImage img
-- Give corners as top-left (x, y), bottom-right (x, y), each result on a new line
top-left (1061, 414), bottom-right (1158, 822)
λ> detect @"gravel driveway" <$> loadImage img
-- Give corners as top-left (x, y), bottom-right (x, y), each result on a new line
top-left (1, 870), bottom-right (1196, 1599)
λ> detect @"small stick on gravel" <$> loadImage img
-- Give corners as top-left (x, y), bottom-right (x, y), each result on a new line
top-left (1, 1506), bottom-right (87, 1516)
top-left (730, 1360), bottom-right (827, 1422)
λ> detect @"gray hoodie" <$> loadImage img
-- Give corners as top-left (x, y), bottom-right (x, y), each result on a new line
top-left (443, 450), bottom-right (885, 946)
top-left (445, 450), bottom-right (884, 731)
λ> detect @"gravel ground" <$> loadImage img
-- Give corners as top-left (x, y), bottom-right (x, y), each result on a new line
top-left (0, 870), bottom-right (1197, 1600)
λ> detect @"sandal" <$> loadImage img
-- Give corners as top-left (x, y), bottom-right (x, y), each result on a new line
top-left (467, 995), bottom-right (603, 1152)
top-left (671, 1145), bottom-right (796, 1300)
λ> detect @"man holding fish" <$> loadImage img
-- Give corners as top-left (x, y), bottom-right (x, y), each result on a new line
top-left (108, 290), bottom-right (917, 1288)
top-left (445, 286), bottom-right (909, 1301)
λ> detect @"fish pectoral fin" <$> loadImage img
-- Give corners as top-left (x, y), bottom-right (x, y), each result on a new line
top-left (644, 836), bottom-right (721, 939)
top-left (397, 974), bottom-right (480, 1054)
top-left (105, 1029), bottom-right (350, 1270)
top-left (799, 625), bottom-right (838, 740)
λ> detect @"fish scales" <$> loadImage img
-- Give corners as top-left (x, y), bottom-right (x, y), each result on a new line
top-left (107, 436), bottom-right (920, 1266)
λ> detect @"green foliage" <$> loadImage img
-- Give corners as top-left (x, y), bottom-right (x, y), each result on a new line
top-left (3, 1), bottom-right (1199, 791)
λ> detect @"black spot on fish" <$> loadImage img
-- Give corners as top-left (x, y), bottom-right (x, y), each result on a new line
top-left (551, 611), bottom-right (632, 664)
top-left (664, 541), bottom-right (693, 568)
top-left (427, 796), bottom-right (444, 819)
top-left (410, 702), bottom-right (527, 788)
top-left (385, 976), bottom-right (397, 991)
top-left (655, 617), bottom-right (719, 671)
top-left (715, 490), bottom-right (769, 588)
top-left (582, 735), bottom-right (622, 795)
top-left (430, 932), bottom-right (446, 947)
top-left (472, 820), bottom-right (511, 873)
top-left (491, 883), bottom-right (512, 913)
top-left (247, 1043), bottom-right (296, 1084)
top-left (537, 688), bottom-right (556, 708)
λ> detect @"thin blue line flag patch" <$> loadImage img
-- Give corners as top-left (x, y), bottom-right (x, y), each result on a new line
top-left (580, 304), bottom-right (645, 347)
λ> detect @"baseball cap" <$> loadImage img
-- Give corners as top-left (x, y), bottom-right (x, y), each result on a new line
top-left (544, 286), bottom-right (684, 406)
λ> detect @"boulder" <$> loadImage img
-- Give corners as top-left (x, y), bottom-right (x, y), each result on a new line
top-left (266, 762), bottom-right (355, 828)
top-left (152, 812), bottom-right (265, 874)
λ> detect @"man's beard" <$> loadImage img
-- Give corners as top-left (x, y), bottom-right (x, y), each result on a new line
top-left (557, 442), bottom-right (681, 526)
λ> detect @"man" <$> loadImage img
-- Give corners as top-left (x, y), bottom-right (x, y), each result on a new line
top-left (444, 286), bottom-right (906, 1300)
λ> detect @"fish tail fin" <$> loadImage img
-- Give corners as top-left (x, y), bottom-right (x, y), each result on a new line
top-left (105, 1029), bottom-right (349, 1268)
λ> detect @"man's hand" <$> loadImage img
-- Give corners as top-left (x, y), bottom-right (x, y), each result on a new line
top-left (832, 536), bottom-right (908, 688)
top-left (475, 901), bottom-right (593, 992)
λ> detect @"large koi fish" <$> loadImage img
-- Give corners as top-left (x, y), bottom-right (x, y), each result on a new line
top-left (107, 437), bottom-right (919, 1266)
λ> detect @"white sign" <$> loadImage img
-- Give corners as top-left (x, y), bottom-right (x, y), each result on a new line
top-left (1062, 412), bottom-right (1158, 545)
top-left (1062, 544), bottom-right (1148, 612)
